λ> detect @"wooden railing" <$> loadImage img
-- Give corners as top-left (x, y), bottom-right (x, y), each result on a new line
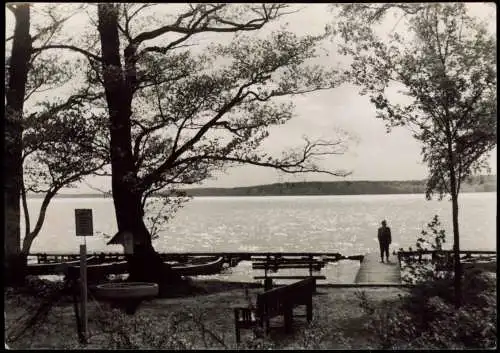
top-left (397, 250), bottom-right (496, 267)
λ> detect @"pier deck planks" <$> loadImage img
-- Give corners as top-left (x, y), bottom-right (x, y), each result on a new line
top-left (355, 252), bottom-right (402, 284)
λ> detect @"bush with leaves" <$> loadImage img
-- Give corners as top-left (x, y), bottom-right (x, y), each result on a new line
top-left (400, 214), bottom-right (453, 285)
top-left (357, 269), bottom-right (496, 349)
top-left (416, 214), bottom-right (446, 252)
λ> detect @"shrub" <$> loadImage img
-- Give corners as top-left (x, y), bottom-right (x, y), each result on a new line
top-left (358, 270), bottom-right (497, 349)
top-left (91, 308), bottom-right (197, 349)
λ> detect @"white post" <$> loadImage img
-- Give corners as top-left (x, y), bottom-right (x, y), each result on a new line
top-left (80, 243), bottom-right (88, 342)
top-left (5, 312), bottom-right (9, 349)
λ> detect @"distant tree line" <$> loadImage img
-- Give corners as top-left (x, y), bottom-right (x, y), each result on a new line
top-left (180, 175), bottom-right (497, 197)
top-left (26, 175), bottom-right (496, 198)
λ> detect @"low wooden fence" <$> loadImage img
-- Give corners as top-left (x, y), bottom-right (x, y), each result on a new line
top-left (29, 251), bottom-right (364, 266)
top-left (397, 250), bottom-right (496, 269)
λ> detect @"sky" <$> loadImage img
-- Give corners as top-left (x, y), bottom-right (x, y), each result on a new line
top-left (5, 3), bottom-right (497, 192)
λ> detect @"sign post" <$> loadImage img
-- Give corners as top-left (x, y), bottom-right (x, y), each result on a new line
top-left (75, 209), bottom-right (93, 343)
top-left (122, 230), bottom-right (134, 255)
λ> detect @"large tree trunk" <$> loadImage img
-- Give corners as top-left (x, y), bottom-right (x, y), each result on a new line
top-left (443, 116), bottom-right (461, 308)
top-left (5, 4), bottom-right (31, 286)
top-left (97, 4), bottom-right (184, 299)
top-left (115, 192), bottom-right (186, 296)
top-left (447, 137), bottom-right (461, 308)
top-left (451, 189), bottom-right (461, 308)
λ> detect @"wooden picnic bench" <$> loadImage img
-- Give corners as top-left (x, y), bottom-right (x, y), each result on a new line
top-left (252, 255), bottom-right (326, 290)
top-left (233, 277), bottom-right (316, 344)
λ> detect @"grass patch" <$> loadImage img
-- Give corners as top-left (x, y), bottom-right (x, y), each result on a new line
top-left (5, 278), bottom-right (405, 349)
top-left (6, 271), bottom-right (494, 349)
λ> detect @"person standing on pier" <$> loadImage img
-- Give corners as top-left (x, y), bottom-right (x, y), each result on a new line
top-left (377, 220), bottom-right (392, 263)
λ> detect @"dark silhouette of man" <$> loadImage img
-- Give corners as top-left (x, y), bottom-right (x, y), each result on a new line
top-left (378, 220), bottom-right (392, 263)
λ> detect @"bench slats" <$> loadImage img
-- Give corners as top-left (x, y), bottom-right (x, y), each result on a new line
top-left (253, 275), bottom-right (326, 280)
top-left (252, 258), bottom-right (323, 263)
top-left (252, 264), bottom-right (324, 270)
top-left (252, 256), bottom-right (326, 283)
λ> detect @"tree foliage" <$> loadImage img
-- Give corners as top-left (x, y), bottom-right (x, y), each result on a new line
top-left (20, 91), bottom-right (109, 253)
top-left (127, 28), bottom-right (348, 199)
top-left (5, 3), bottom-right (109, 256)
top-left (332, 2), bottom-right (496, 199)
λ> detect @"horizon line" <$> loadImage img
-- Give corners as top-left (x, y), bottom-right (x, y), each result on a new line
top-left (28, 175), bottom-right (496, 195)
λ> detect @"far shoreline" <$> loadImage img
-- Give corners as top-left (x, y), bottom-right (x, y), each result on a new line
top-left (26, 176), bottom-right (496, 199)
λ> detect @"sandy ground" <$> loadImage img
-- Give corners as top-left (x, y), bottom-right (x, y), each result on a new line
top-left (4, 279), bottom-right (407, 350)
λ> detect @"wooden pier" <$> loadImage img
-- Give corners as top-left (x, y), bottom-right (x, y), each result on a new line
top-left (354, 252), bottom-right (402, 285)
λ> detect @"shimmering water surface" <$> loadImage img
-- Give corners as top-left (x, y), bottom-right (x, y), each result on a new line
top-left (23, 193), bottom-right (496, 283)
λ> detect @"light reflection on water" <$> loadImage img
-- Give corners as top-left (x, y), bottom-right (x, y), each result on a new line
top-left (22, 193), bottom-right (496, 283)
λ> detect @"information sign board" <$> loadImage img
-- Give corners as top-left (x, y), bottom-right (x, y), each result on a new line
top-left (75, 209), bottom-right (93, 236)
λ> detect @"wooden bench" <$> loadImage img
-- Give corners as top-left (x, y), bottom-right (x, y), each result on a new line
top-left (233, 277), bottom-right (315, 344)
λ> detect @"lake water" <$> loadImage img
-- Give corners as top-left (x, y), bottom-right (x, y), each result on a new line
top-left (22, 193), bottom-right (496, 283)
top-left (23, 193), bottom-right (496, 254)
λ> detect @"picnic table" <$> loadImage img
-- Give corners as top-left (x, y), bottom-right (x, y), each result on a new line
top-left (252, 255), bottom-right (326, 290)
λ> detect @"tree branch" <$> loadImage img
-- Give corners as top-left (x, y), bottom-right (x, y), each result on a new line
top-left (211, 120), bottom-right (268, 138)
top-left (137, 80), bottom-right (256, 190)
top-left (170, 98), bottom-right (207, 155)
top-left (22, 188), bottom-right (57, 254)
top-left (32, 45), bottom-right (103, 62)
top-left (82, 180), bottom-right (112, 196)
top-left (93, 170), bottom-right (113, 177)
top-left (24, 163), bottom-right (105, 252)
top-left (132, 122), bottom-right (166, 165)
top-left (168, 137), bottom-right (349, 177)
top-left (131, 4), bottom-right (224, 44)
top-left (20, 174), bottom-right (31, 240)
top-left (131, 4), bottom-right (287, 47)
top-left (173, 153), bottom-right (351, 177)
top-left (140, 40), bottom-right (196, 55)
top-left (117, 21), bottom-right (132, 42)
